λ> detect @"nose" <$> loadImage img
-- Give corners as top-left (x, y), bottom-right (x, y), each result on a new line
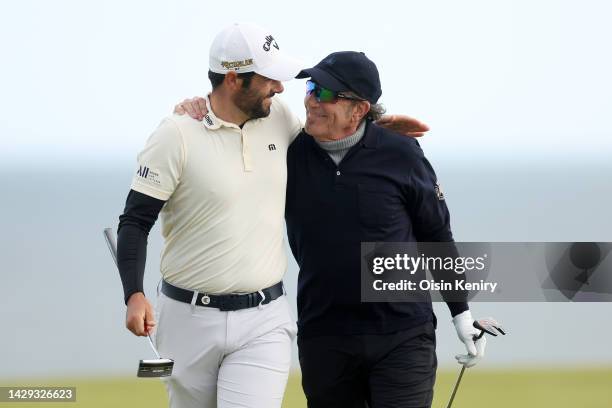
top-left (271, 80), bottom-right (284, 94)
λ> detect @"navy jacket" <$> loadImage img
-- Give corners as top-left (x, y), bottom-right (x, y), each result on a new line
top-left (285, 121), bottom-right (466, 337)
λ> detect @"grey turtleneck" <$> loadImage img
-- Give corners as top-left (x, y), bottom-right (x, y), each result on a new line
top-left (314, 120), bottom-right (366, 166)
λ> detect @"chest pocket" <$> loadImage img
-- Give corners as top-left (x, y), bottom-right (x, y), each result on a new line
top-left (358, 183), bottom-right (403, 228)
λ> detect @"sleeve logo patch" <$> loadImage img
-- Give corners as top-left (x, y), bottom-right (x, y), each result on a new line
top-left (434, 181), bottom-right (445, 201)
top-left (136, 166), bottom-right (161, 185)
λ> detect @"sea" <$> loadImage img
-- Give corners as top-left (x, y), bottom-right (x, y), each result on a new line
top-left (1, 156), bottom-right (611, 379)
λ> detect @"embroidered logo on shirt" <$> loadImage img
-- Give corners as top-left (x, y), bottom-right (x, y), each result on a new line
top-left (204, 114), bottom-right (214, 126)
top-left (268, 144), bottom-right (277, 151)
top-left (434, 181), bottom-right (445, 201)
top-left (137, 166), bottom-right (161, 185)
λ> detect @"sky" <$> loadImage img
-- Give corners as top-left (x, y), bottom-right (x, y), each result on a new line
top-left (1, 0), bottom-right (611, 165)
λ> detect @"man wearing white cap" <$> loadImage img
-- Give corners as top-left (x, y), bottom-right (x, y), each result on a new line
top-left (116, 23), bottom-right (305, 408)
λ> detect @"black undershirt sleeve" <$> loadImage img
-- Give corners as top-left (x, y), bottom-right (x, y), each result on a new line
top-left (427, 246), bottom-right (470, 317)
top-left (117, 190), bottom-right (165, 304)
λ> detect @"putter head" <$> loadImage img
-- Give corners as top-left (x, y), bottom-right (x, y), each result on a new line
top-left (473, 318), bottom-right (506, 339)
top-left (137, 358), bottom-right (174, 378)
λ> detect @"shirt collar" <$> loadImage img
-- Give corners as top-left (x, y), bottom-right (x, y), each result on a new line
top-left (202, 94), bottom-right (241, 130)
top-left (315, 120), bottom-right (366, 152)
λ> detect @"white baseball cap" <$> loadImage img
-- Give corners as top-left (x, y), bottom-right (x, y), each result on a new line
top-left (209, 23), bottom-right (303, 82)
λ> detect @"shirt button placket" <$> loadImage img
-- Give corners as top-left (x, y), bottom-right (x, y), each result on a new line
top-left (241, 128), bottom-right (253, 172)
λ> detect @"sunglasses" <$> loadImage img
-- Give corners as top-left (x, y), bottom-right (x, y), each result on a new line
top-left (305, 80), bottom-right (365, 103)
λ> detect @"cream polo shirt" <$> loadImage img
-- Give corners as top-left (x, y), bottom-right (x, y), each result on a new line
top-left (131, 96), bottom-right (302, 294)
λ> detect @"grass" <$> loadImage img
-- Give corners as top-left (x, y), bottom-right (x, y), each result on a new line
top-left (2, 367), bottom-right (611, 407)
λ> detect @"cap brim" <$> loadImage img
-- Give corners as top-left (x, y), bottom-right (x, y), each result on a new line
top-left (296, 67), bottom-right (350, 92)
top-left (256, 53), bottom-right (304, 82)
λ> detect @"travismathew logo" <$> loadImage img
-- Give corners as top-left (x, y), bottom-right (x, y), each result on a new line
top-left (136, 165), bottom-right (161, 185)
top-left (268, 144), bottom-right (276, 151)
top-left (263, 35), bottom-right (279, 51)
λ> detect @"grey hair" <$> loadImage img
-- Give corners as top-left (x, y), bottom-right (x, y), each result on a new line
top-left (343, 91), bottom-right (386, 122)
top-left (366, 103), bottom-right (386, 121)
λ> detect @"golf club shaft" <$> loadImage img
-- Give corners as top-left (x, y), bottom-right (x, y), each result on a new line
top-left (103, 228), bottom-right (118, 267)
top-left (446, 329), bottom-right (493, 407)
top-left (446, 365), bottom-right (466, 408)
top-left (148, 335), bottom-right (162, 359)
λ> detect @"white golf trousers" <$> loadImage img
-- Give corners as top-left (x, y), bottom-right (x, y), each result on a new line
top-left (154, 292), bottom-right (297, 408)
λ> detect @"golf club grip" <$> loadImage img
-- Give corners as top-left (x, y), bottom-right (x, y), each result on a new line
top-left (103, 228), bottom-right (118, 267)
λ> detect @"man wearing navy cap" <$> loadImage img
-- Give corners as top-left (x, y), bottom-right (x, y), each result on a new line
top-left (172, 45), bottom-right (491, 405)
top-left (285, 51), bottom-right (489, 407)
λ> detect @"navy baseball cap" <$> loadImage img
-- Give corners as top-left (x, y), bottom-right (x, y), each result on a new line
top-left (296, 51), bottom-right (382, 103)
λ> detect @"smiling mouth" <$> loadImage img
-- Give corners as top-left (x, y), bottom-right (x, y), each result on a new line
top-left (307, 112), bottom-right (326, 119)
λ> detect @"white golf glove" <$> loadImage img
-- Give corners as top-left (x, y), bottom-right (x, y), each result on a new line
top-left (452, 310), bottom-right (486, 368)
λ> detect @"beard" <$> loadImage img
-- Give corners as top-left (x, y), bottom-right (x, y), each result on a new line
top-left (233, 87), bottom-right (273, 120)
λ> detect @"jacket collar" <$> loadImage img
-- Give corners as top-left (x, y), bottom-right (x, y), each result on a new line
top-left (361, 120), bottom-right (380, 149)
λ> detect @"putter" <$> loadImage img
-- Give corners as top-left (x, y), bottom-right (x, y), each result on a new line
top-left (446, 318), bottom-right (506, 408)
top-left (103, 228), bottom-right (174, 378)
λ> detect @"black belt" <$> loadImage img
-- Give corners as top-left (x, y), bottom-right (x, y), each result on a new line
top-left (161, 280), bottom-right (284, 311)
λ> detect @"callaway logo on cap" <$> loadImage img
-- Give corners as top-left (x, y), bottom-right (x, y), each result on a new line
top-left (209, 23), bottom-right (303, 82)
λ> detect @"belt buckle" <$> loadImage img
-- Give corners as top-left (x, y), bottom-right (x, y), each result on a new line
top-left (200, 295), bottom-right (211, 305)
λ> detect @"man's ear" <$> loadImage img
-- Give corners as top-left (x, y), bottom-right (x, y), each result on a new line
top-left (223, 71), bottom-right (240, 91)
top-left (354, 100), bottom-right (371, 122)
